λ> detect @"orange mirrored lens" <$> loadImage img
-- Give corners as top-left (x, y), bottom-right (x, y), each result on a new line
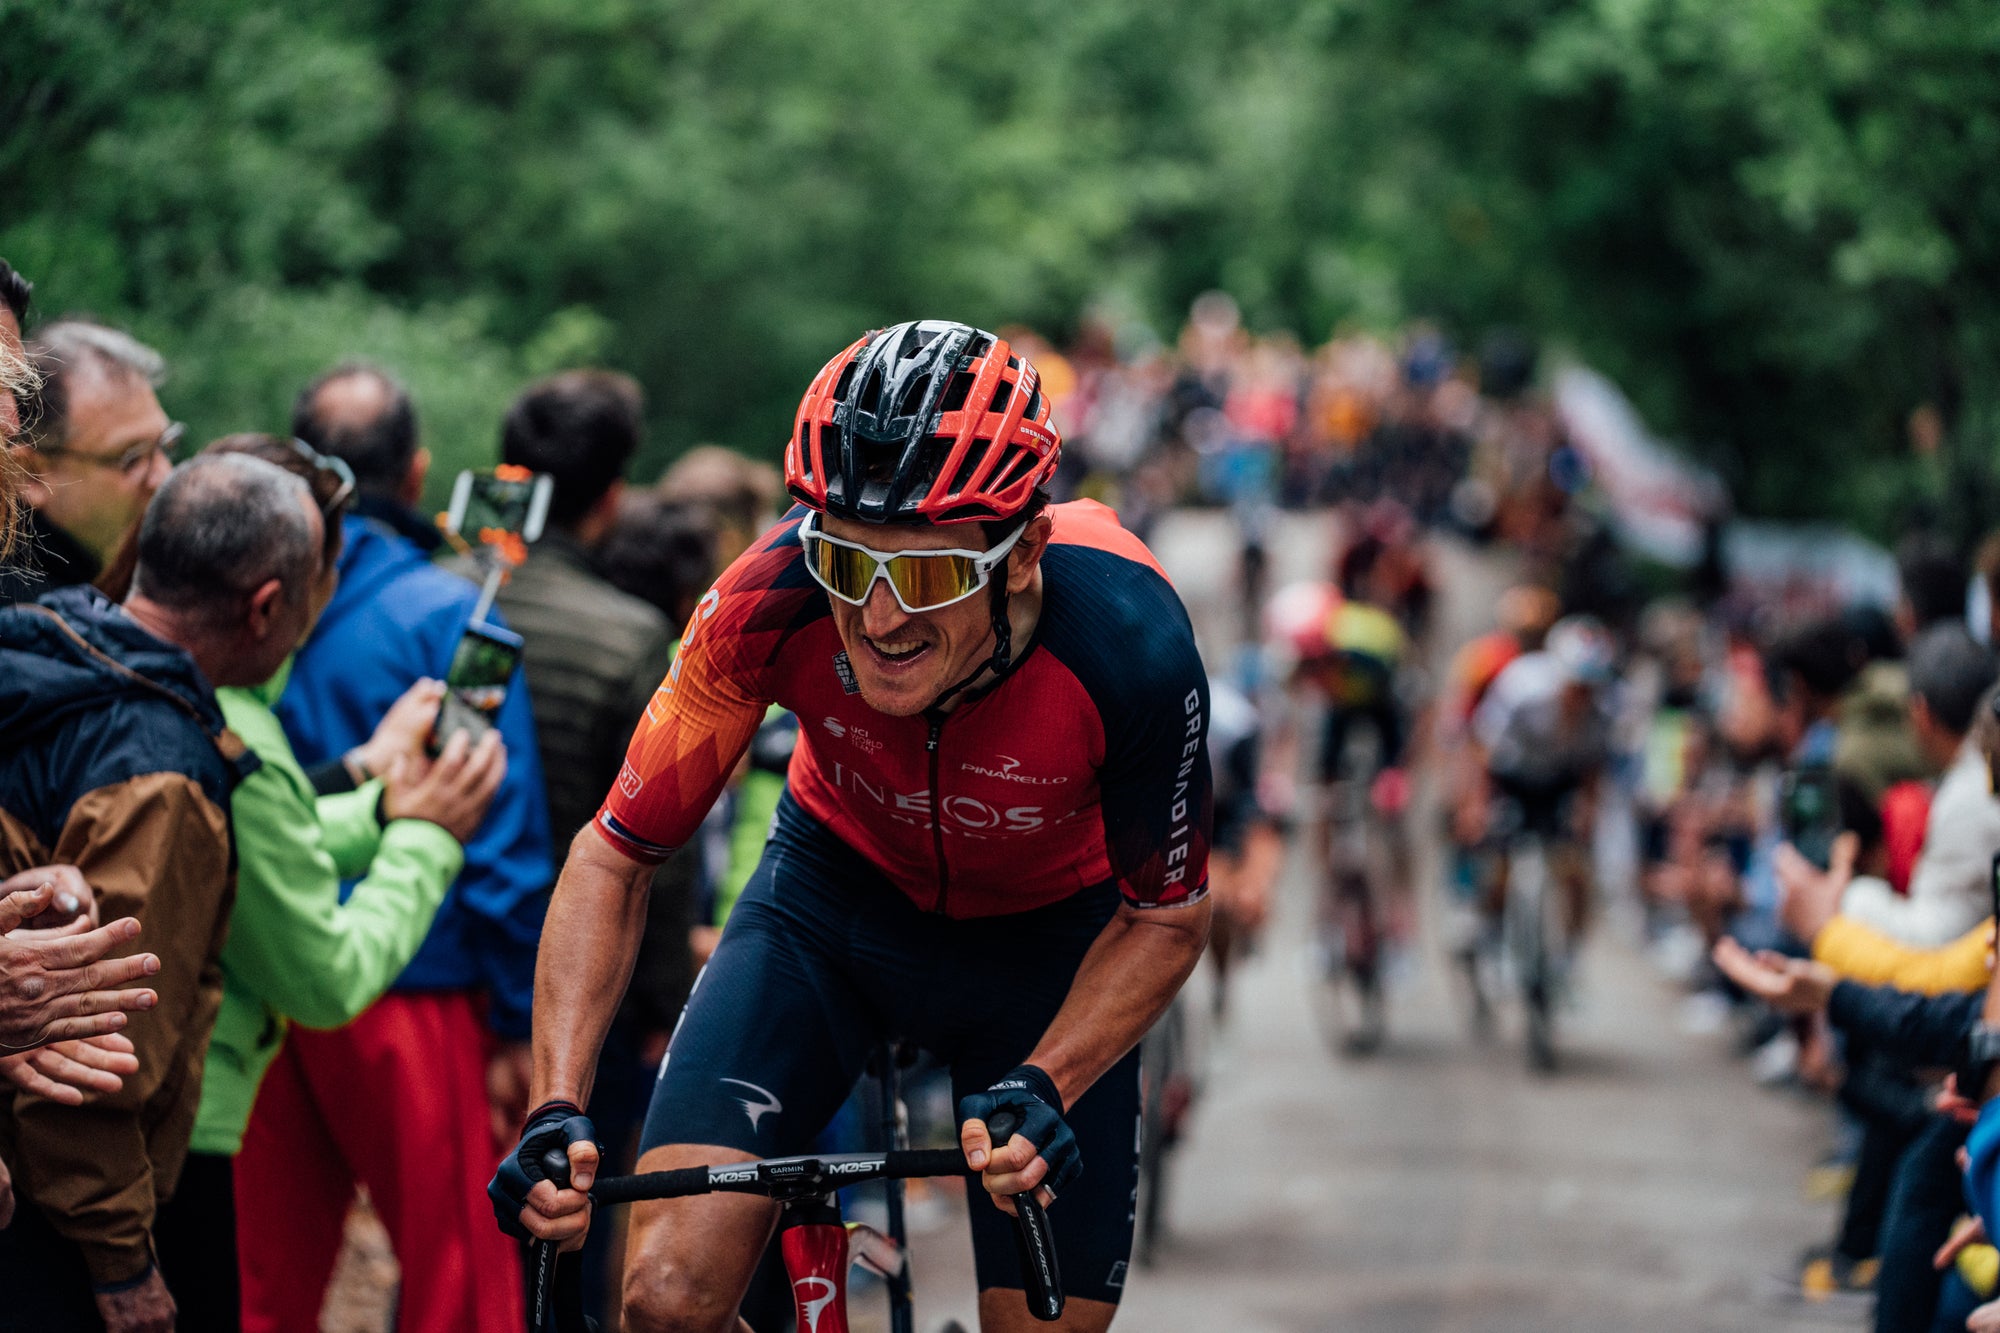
top-left (884, 552), bottom-right (980, 608)
top-left (804, 532), bottom-right (982, 609)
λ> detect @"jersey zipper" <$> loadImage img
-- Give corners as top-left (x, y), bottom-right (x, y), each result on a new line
top-left (925, 712), bottom-right (950, 913)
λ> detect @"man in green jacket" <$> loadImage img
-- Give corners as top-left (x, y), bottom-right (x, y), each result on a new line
top-left (149, 434), bottom-right (507, 1332)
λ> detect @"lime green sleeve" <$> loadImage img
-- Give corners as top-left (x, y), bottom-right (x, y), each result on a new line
top-left (718, 769), bottom-right (784, 927)
top-left (227, 758), bottom-right (462, 1030)
top-left (317, 781), bottom-right (385, 881)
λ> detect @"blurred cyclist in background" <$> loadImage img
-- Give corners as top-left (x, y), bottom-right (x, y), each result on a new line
top-left (1464, 614), bottom-right (1620, 994)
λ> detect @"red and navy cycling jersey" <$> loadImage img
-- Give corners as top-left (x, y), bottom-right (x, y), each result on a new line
top-left (595, 500), bottom-right (1212, 918)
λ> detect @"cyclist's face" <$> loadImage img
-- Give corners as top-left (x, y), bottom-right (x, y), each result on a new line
top-left (818, 513), bottom-right (1013, 717)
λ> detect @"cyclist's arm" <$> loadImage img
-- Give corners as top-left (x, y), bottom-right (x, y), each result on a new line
top-left (528, 824), bottom-right (657, 1111)
top-left (1032, 629), bottom-right (1215, 1108)
top-left (1023, 896), bottom-right (1212, 1109)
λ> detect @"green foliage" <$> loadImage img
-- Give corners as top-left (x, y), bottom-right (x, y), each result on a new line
top-left (5, 0), bottom-right (1998, 532)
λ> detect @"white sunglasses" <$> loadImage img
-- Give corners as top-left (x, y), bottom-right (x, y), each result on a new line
top-left (798, 511), bottom-right (1026, 613)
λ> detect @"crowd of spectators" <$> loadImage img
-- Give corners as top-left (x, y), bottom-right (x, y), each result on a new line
top-left (1597, 519), bottom-right (2000, 1330)
top-left (0, 255), bottom-right (776, 1332)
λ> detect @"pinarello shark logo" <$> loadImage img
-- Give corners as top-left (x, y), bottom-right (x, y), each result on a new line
top-left (793, 1276), bottom-right (837, 1332)
top-left (720, 1077), bottom-right (781, 1130)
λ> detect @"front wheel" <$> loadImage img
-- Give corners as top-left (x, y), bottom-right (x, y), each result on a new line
top-left (1506, 839), bottom-right (1560, 1074)
top-left (1314, 874), bottom-right (1385, 1057)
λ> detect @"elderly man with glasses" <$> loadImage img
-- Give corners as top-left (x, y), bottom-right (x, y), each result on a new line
top-left (0, 319), bottom-right (179, 607)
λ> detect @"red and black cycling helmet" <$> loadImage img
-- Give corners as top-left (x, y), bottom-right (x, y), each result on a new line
top-left (786, 320), bottom-right (1062, 526)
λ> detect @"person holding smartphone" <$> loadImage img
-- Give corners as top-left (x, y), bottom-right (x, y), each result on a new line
top-left (234, 366), bottom-right (554, 1333)
top-left (1778, 627), bottom-right (2000, 952)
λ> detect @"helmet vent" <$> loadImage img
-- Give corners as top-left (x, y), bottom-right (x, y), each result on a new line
top-left (1023, 386), bottom-right (1042, 420)
top-left (994, 448), bottom-right (1038, 492)
top-left (940, 373), bottom-right (974, 413)
top-left (857, 366), bottom-right (884, 416)
top-left (833, 360), bottom-right (858, 400)
top-left (899, 374), bottom-right (931, 416)
top-left (945, 438), bottom-right (988, 496)
top-left (988, 381), bottom-right (1013, 415)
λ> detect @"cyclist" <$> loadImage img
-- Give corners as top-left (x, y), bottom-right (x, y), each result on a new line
top-left (1439, 585), bottom-right (1561, 975)
top-left (492, 320), bottom-right (1213, 1333)
top-left (1465, 614), bottom-right (1619, 979)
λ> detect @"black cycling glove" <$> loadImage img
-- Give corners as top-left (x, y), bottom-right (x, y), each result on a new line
top-left (958, 1064), bottom-right (1082, 1199)
top-left (489, 1099), bottom-right (596, 1241)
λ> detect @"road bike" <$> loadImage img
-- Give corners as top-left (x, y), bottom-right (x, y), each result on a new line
top-left (1313, 714), bottom-right (1389, 1055)
top-left (1488, 778), bottom-right (1580, 1073)
top-left (1136, 993), bottom-right (1204, 1268)
top-left (528, 1049), bottom-right (1062, 1332)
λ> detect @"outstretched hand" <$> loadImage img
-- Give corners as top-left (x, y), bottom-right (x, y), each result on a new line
top-left (1710, 937), bottom-right (1837, 1016)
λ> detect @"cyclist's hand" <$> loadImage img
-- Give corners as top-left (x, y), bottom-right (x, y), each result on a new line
top-left (383, 728), bottom-right (507, 844)
top-left (489, 1099), bottom-right (598, 1250)
top-left (958, 1064), bottom-right (1079, 1215)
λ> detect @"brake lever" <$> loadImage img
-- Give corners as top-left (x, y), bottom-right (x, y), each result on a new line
top-left (530, 1145), bottom-right (596, 1332)
top-left (983, 1106), bottom-right (1065, 1322)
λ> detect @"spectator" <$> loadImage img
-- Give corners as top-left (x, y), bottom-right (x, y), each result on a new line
top-left (1837, 627), bottom-right (2000, 947)
top-left (1835, 604), bottom-right (1927, 802)
top-left (147, 434), bottom-right (507, 1331)
top-left (1896, 533), bottom-right (1967, 641)
top-left (595, 492), bottom-right (717, 634)
top-left (0, 454), bottom-right (318, 1332)
top-left (0, 259), bottom-right (34, 558)
top-left (1, 321), bottom-right (177, 606)
top-left (492, 371), bottom-right (677, 849)
top-left (655, 442), bottom-right (781, 566)
top-left (234, 363), bottom-right (550, 1333)
top-left (483, 373), bottom-right (696, 1324)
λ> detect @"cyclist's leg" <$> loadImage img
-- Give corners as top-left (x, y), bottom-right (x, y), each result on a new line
top-left (919, 886), bottom-right (1134, 1330)
top-left (963, 1048), bottom-right (1137, 1333)
top-left (623, 796), bottom-right (884, 1331)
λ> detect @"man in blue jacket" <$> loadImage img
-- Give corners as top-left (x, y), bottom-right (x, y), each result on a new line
top-left (233, 363), bottom-right (552, 1333)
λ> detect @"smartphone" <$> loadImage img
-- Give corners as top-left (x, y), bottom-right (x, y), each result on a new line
top-left (445, 468), bottom-right (554, 546)
top-left (1780, 765), bottom-right (1840, 870)
top-left (432, 621), bottom-right (524, 756)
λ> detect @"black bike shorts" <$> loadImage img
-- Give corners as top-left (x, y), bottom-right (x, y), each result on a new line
top-left (640, 790), bottom-right (1143, 1305)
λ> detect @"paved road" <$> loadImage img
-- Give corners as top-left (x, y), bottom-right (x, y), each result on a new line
top-left (879, 511), bottom-right (1854, 1333)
